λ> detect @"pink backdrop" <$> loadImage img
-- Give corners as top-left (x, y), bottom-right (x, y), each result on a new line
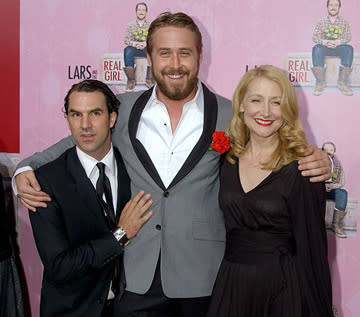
top-left (19, 0), bottom-right (360, 315)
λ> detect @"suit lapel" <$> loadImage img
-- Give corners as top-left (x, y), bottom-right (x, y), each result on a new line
top-left (128, 83), bottom-right (218, 190)
top-left (128, 87), bottom-right (167, 191)
top-left (168, 83), bottom-right (218, 189)
top-left (114, 147), bottom-right (131, 222)
top-left (65, 147), bottom-right (108, 226)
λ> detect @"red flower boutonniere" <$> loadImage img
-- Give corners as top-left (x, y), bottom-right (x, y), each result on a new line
top-left (209, 131), bottom-right (230, 154)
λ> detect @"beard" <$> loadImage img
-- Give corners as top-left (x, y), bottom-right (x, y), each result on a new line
top-left (328, 9), bottom-right (339, 17)
top-left (137, 14), bottom-right (146, 21)
top-left (153, 65), bottom-right (199, 101)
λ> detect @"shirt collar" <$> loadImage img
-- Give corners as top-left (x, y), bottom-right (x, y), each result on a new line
top-left (147, 80), bottom-right (204, 112)
top-left (76, 145), bottom-right (116, 178)
top-left (136, 20), bottom-right (147, 27)
top-left (327, 15), bottom-right (340, 23)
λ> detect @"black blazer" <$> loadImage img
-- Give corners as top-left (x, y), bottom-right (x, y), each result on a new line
top-left (29, 146), bottom-right (130, 316)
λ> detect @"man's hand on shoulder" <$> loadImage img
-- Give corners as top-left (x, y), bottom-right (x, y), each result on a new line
top-left (16, 170), bottom-right (51, 212)
top-left (298, 145), bottom-right (331, 183)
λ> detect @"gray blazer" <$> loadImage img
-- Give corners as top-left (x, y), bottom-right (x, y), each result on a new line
top-left (18, 83), bottom-right (233, 298)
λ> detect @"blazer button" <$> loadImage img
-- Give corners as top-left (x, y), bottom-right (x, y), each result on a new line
top-left (97, 298), bottom-right (104, 304)
top-left (163, 191), bottom-right (169, 197)
top-left (155, 224), bottom-right (161, 230)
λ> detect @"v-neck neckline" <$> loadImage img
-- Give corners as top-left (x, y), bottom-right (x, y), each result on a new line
top-left (236, 159), bottom-right (274, 194)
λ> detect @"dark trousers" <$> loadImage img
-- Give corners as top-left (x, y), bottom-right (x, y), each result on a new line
top-left (114, 262), bottom-right (210, 317)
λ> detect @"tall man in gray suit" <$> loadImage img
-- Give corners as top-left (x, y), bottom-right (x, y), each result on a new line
top-left (14, 12), bottom-right (331, 317)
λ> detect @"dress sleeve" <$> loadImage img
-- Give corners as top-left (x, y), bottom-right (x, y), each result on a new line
top-left (287, 165), bottom-right (333, 316)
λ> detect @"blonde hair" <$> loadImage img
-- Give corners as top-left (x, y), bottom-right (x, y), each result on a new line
top-left (226, 65), bottom-right (308, 170)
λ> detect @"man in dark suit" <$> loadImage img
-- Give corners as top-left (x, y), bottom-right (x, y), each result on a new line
top-left (28, 80), bottom-right (152, 316)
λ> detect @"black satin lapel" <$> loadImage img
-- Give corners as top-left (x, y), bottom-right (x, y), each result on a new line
top-left (66, 148), bottom-right (108, 226)
top-left (128, 88), bottom-right (166, 191)
top-left (168, 83), bottom-right (218, 189)
top-left (114, 147), bottom-right (131, 222)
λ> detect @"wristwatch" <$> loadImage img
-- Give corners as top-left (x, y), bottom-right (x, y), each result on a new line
top-left (112, 227), bottom-right (130, 246)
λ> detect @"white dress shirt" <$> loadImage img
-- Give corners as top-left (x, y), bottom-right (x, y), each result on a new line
top-left (76, 145), bottom-right (118, 300)
top-left (76, 146), bottom-right (118, 213)
top-left (136, 81), bottom-right (204, 188)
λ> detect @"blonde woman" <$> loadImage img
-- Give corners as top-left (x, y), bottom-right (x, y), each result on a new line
top-left (208, 65), bottom-right (332, 316)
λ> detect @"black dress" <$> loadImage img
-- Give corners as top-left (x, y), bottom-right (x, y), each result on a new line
top-left (207, 159), bottom-right (332, 317)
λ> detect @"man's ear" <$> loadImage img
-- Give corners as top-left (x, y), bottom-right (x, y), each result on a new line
top-left (109, 112), bottom-right (117, 129)
top-left (65, 114), bottom-right (70, 128)
top-left (146, 52), bottom-right (152, 67)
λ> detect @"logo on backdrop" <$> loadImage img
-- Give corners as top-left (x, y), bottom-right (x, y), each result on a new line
top-left (99, 2), bottom-right (152, 90)
top-left (284, 0), bottom-right (357, 95)
top-left (67, 65), bottom-right (97, 80)
top-left (66, 3), bottom-right (153, 91)
top-left (100, 54), bottom-right (125, 85)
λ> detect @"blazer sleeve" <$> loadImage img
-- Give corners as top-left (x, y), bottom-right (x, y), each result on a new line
top-left (16, 136), bottom-right (75, 170)
top-left (287, 169), bottom-right (333, 316)
top-left (29, 169), bottom-right (124, 285)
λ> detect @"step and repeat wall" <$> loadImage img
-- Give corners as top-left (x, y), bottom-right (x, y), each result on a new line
top-left (17, 0), bottom-right (360, 315)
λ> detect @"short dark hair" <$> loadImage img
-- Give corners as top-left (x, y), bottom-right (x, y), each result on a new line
top-left (63, 80), bottom-right (119, 116)
top-left (146, 12), bottom-right (202, 55)
top-left (136, 2), bottom-right (148, 12)
top-left (327, 0), bottom-right (341, 8)
top-left (322, 141), bottom-right (336, 152)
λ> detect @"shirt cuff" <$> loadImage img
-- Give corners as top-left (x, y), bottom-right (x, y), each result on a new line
top-left (12, 166), bottom-right (33, 195)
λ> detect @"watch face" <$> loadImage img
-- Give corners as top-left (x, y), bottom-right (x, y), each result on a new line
top-left (113, 227), bottom-right (128, 245)
top-left (114, 228), bottom-right (124, 238)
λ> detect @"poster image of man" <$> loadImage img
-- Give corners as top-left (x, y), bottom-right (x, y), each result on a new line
top-left (323, 141), bottom-right (349, 238)
top-left (312, 0), bottom-right (354, 96)
top-left (123, 2), bottom-right (154, 91)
